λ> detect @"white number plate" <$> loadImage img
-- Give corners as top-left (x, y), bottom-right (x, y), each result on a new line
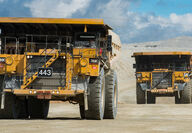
top-left (38, 67), bottom-right (53, 77)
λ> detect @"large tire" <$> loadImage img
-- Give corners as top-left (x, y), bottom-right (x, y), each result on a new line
top-left (0, 93), bottom-right (14, 119)
top-left (28, 97), bottom-right (50, 119)
top-left (79, 104), bottom-right (85, 119)
top-left (180, 81), bottom-right (192, 104)
top-left (86, 68), bottom-right (105, 120)
top-left (136, 83), bottom-right (146, 104)
top-left (12, 96), bottom-right (29, 119)
top-left (0, 93), bottom-right (28, 119)
top-left (147, 92), bottom-right (156, 104)
top-left (104, 70), bottom-right (118, 119)
top-left (79, 94), bottom-right (85, 119)
top-left (0, 76), bottom-right (28, 119)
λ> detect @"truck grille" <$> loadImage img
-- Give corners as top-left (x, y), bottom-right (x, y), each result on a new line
top-left (152, 72), bottom-right (172, 89)
top-left (27, 56), bottom-right (66, 89)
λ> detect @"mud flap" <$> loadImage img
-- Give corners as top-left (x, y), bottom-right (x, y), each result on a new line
top-left (84, 91), bottom-right (88, 111)
top-left (0, 92), bottom-right (5, 109)
top-left (83, 77), bottom-right (89, 111)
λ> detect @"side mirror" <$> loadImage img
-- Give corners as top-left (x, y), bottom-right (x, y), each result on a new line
top-left (107, 35), bottom-right (112, 51)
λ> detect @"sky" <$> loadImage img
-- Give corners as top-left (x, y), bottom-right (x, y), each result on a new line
top-left (0, 0), bottom-right (192, 44)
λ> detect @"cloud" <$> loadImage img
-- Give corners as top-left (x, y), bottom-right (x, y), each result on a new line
top-left (1, 0), bottom-right (192, 43)
top-left (118, 12), bottom-right (192, 43)
top-left (95, 0), bottom-right (141, 28)
top-left (170, 13), bottom-right (192, 31)
top-left (24, 0), bottom-right (91, 18)
top-left (92, 0), bottom-right (192, 43)
top-left (97, 0), bottom-right (129, 27)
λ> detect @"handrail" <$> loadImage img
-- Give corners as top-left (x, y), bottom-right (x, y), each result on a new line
top-left (23, 48), bottom-right (57, 78)
top-left (23, 48), bottom-right (47, 71)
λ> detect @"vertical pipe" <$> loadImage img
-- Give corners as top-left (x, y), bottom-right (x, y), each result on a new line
top-left (45, 35), bottom-right (48, 67)
top-left (0, 38), bottom-right (1, 54)
top-left (16, 38), bottom-right (19, 54)
top-left (4, 37), bottom-right (6, 54)
top-left (31, 35), bottom-right (33, 53)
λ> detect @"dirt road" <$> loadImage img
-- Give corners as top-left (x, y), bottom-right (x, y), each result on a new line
top-left (0, 102), bottom-right (192, 133)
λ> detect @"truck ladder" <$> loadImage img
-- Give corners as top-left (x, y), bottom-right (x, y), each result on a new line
top-left (21, 51), bottom-right (59, 89)
top-left (57, 53), bottom-right (73, 90)
top-left (65, 53), bottom-right (73, 90)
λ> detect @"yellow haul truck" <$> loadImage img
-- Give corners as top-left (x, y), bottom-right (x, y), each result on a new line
top-left (0, 17), bottom-right (120, 120)
top-left (133, 52), bottom-right (192, 104)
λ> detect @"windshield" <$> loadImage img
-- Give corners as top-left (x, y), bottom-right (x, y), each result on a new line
top-left (74, 33), bottom-right (97, 48)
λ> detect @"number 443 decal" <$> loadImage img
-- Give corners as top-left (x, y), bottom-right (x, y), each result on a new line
top-left (38, 67), bottom-right (53, 77)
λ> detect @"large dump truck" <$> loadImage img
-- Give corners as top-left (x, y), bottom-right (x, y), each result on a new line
top-left (132, 52), bottom-right (192, 104)
top-left (0, 17), bottom-right (121, 119)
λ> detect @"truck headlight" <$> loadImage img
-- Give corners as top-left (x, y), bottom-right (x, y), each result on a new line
top-left (27, 55), bottom-right (33, 59)
top-left (5, 56), bottom-right (13, 65)
top-left (80, 58), bottom-right (88, 67)
top-left (136, 73), bottom-right (142, 78)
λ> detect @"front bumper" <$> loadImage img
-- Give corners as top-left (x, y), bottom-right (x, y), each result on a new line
top-left (150, 88), bottom-right (174, 94)
top-left (4, 89), bottom-right (84, 97)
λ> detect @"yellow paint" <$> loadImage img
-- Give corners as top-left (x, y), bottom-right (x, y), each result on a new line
top-left (73, 48), bottom-right (98, 57)
top-left (136, 72), bottom-right (151, 82)
top-left (65, 53), bottom-right (73, 90)
top-left (0, 48), bottom-right (101, 93)
top-left (84, 25), bottom-right (87, 32)
top-left (4, 89), bottom-right (84, 96)
top-left (0, 17), bottom-right (104, 25)
top-left (136, 71), bottom-right (190, 89)
top-left (174, 71), bottom-right (190, 82)
top-left (0, 54), bottom-right (24, 75)
top-left (73, 48), bottom-right (100, 76)
top-left (21, 50), bottom-right (59, 89)
top-left (0, 17), bottom-right (119, 98)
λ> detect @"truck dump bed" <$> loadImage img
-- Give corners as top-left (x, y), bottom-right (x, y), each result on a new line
top-left (133, 51), bottom-right (192, 56)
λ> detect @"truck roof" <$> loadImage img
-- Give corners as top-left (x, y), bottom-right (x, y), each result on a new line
top-left (0, 17), bottom-right (105, 25)
top-left (132, 52), bottom-right (192, 56)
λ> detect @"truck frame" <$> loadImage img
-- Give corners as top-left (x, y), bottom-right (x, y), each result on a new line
top-left (0, 17), bottom-right (120, 119)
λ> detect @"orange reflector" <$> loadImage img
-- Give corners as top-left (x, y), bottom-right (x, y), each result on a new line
top-left (44, 91), bottom-right (51, 94)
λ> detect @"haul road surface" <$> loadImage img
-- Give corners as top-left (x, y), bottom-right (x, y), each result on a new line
top-left (1, 81), bottom-right (192, 133)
